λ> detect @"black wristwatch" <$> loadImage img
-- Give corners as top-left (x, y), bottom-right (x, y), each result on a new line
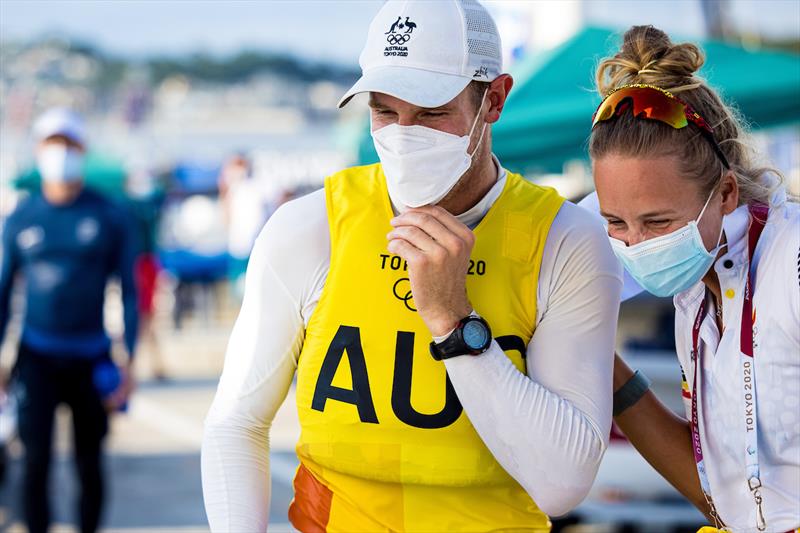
top-left (429, 315), bottom-right (493, 360)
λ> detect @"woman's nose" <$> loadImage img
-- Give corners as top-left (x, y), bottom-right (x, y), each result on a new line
top-left (625, 229), bottom-right (648, 247)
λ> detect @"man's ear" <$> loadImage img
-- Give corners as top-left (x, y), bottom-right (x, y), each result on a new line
top-left (485, 74), bottom-right (513, 124)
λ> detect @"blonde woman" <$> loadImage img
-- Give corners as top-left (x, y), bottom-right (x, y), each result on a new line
top-left (588, 26), bottom-right (799, 532)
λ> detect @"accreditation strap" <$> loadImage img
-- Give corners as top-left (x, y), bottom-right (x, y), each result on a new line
top-left (690, 203), bottom-right (768, 532)
top-left (697, 527), bottom-right (800, 532)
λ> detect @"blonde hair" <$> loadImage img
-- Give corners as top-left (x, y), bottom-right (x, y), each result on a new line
top-left (589, 25), bottom-right (785, 206)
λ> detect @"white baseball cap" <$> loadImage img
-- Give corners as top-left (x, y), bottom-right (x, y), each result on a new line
top-left (338, 0), bottom-right (503, 109)
top-left (33, 107), bottom-right (87, 147)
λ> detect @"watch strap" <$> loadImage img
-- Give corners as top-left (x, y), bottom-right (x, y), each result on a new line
top-left (430, 329), bottom-right (465, 361)
top-left (429, 314), bottom-right (492, 360)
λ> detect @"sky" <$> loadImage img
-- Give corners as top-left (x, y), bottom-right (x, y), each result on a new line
top-left (1, 0), bottom-right (798, 67)
top-left (0, 1), bottom-right (383, 64)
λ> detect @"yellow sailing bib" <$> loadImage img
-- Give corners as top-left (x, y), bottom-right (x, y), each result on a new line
top-left (292, 163), bottom-right (564, 532)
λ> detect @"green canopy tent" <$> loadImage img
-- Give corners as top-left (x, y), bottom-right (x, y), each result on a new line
top-left (357, 27), bottom-right (800, 174)
top-left (13, 152), bottom-right (128, 198)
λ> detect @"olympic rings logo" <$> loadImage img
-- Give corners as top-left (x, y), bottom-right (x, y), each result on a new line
top-left (386, 34), bottom-right (411, 45)
top-left (392, 278), bottom-right (416, 312)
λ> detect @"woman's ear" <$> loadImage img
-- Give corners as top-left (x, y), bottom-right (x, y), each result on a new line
top-left (719, 170), bottom-right (740, 215)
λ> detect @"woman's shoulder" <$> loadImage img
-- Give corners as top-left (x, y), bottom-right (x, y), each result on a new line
top-left (756, 201), bottom-right (800, 311)
top-left (761, 201), bottom-right (799, 277)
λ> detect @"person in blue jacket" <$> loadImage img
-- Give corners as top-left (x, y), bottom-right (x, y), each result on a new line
top-left (0, 108), bottom-right (139, 533)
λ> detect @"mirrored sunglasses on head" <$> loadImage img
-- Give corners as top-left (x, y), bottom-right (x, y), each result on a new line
top-left (592, 83), bottom-right (730, 170)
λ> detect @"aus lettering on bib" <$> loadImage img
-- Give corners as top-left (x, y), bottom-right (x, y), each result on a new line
top-left (310, 323), bottom-right (527, 429)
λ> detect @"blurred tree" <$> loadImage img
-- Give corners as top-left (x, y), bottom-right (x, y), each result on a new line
top-left (147, 50), bottom-right (358, 85)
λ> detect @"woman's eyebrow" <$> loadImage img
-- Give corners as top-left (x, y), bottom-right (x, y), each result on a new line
top-left (599, 209), bottom-right (678, 219)
top-left (638, 209), bottom-right (678, 218)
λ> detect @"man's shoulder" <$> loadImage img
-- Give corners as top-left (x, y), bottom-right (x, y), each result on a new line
top-left (327, 162), bottom-right (382, 180)
top-left (269, 187), bottom-right (327, 223)
top-left (80, 187), bottom-right (110, 204)
top-left (257, 188), bottom-right (328, 254)
top-left (81, 188), bottom-right (120, 215)
top-left (248, 188), bottom-right (330, 293)
top-left (495, 174), bottom-right (566, 237)
top-left (550, 200), bottom-right (611, 242)
top-left (82, 190), bottom-right (134, 228)
top-left (503, 171), bottom-right (564, 203)
top-left (324, 163), bottom-right (383, 191)
top-left (543, 200), bottom-right (621, 280)
top-left (4, 193), bottom-right (40, 229)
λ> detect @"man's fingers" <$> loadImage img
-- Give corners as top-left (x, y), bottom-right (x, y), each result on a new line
top-left (387, 237), bottom-right (426, 264)
top-left (391, 210), bottom-right (469, 253)
top-left (410, 205), bottom-right (475, 244)
top-left (387, 225), bottom-right (447, 254)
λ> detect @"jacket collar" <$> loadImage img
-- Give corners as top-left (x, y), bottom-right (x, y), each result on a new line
top-left (673, 204), bottom-right (750, 312)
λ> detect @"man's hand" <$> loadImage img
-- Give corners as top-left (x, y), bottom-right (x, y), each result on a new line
top-left (387, 205), bottom-right (474, 337)
top-left (104, 363), bottom-right (135, 413)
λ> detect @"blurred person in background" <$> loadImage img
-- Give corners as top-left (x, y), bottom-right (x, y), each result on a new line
top-left (202, 1), bottom-right (622, 531)
top-left (589, 26), bottom-right (799, 532)
top-left (217, 153), bottom-right (268, 297)
top-left (126, 167), bottom-right (167, 380)
top-left (0, 108), bottom-right (140, 533)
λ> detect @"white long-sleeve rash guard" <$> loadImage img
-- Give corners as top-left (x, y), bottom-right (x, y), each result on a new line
top-left (202, 167), bottom-right (623, 531)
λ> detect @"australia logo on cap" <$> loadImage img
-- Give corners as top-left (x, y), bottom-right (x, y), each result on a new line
top-left (384, 15), bottom-right (417, 57)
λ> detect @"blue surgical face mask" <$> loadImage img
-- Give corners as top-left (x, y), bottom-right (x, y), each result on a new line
top-left (609, 189), bottom-right (725, 297)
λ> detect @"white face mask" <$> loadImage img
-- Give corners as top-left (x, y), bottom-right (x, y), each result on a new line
top-left (37, 145), bottom-right (84, 184)
top-left (371, 90), bottom-right (488, 209)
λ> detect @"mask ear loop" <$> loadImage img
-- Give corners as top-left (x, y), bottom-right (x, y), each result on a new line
top-left (696, 186), bottom-right (716, 222)
top-left (696, 175), bottom-right (728, 253)
top-left (468, 88), bottom-right (490, 158)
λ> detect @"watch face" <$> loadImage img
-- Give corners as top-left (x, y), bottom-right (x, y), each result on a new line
top-left (463, 319), bottom-right (489, 350)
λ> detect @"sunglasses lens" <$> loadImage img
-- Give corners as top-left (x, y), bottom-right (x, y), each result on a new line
top-left (592, 87), bottom-right (688, 129)
top-left (592, 92), bottom-right (623, 127)
top-left (632, 89), bottom-right (688, 128)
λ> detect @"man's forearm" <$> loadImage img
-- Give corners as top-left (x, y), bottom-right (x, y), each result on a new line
top-left (445, 344), bottom-right (606, 517)
top-left (202, 418), bottom-right (272, 532)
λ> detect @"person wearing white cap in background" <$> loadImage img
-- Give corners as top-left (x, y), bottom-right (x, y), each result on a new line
top-left (201, 1), bottom-right (621, 531)
top-left (0, 108), bottom-right (140, 533)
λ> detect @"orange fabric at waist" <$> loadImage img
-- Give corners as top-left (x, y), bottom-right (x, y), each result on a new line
top-left (288, 460), bottom-right (551, 533)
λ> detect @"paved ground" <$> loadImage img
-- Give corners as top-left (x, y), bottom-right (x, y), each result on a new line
top-left (0, 294), bottom-right (302, 533)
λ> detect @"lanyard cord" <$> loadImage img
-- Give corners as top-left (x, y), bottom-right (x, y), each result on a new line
top-left (690, 203), bottom-right (768, 531)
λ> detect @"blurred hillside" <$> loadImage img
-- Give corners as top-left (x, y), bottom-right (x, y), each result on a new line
top-left (0, 37), bottom-right (360, 130)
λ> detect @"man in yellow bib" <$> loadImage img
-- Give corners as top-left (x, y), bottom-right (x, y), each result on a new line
top-left (202, 1), bottom-right (623, 531)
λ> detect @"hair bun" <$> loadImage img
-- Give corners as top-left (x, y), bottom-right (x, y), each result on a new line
top-left (596, 25), bottom-right (705, 96)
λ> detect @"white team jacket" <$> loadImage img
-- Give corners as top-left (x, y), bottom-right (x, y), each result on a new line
top-left (674, 199), bottom-right (800, 532)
